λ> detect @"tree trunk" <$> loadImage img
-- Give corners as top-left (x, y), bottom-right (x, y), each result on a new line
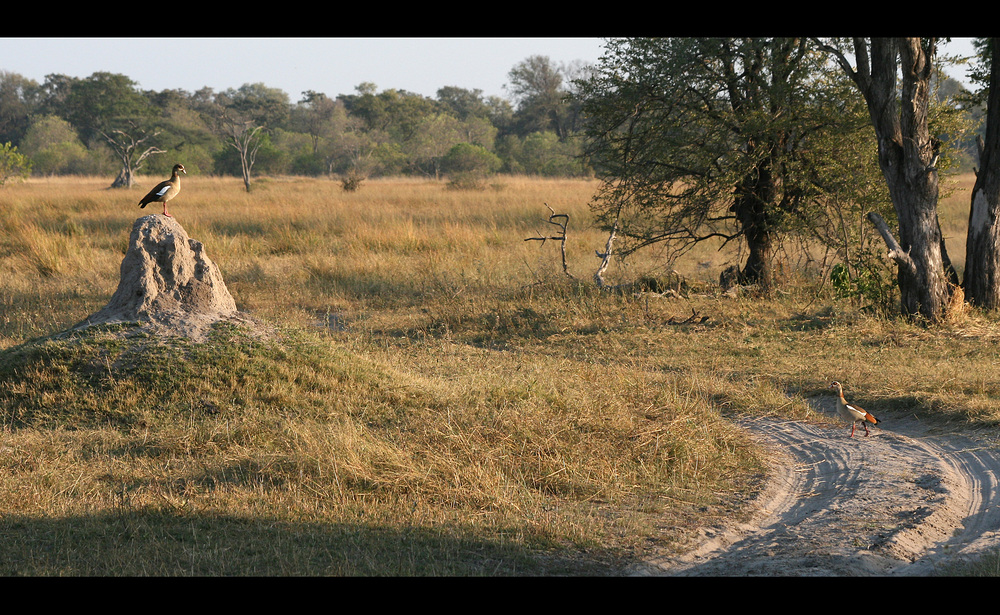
top-left (732, 194), bottom-right (775, 291)
top-left (828, 37), bottom-right (951, 321)
top-left (731, 155), bottom-right (777, 291)
top-left (111, 166), bottom-right (133, 189)
top-left (240, 152), bottom-right (252, 192)
top-left (964, 38), bottom-right (1000, 309)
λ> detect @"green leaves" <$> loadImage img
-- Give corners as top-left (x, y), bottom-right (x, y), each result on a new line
top-left (0, 141), bottom-right (31, 187)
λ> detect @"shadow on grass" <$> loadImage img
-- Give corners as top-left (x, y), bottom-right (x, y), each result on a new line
top-left (0, 512), bottom-right (618, 576)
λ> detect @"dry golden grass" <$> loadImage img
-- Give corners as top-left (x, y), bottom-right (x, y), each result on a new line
top-left (0, 172), bottom-right (997, 575)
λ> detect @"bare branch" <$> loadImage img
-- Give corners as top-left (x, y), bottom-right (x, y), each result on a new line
top-left (525, 203), bottom-right (575, 279)
top-left (866, 211), bottom-right (917, 277)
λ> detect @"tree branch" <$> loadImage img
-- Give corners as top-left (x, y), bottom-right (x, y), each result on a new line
top-left (524, 203), bottom-right (575, 279)
top-left (866, 211), bottom-right (917, 277)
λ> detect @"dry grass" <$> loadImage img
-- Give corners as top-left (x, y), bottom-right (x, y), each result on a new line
top-left (0, 172), bottom-right (998, 575)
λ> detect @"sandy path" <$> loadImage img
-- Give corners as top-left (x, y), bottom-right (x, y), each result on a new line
top-left (631, 399), bottom-right (1000, 576)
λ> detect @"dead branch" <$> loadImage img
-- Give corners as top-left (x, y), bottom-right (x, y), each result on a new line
top-left (866, 211), bottom-right (917, 278)
top-left (525, 203), bottom-right (575, 279)
top-left (666, 308), bottom-right (708, 325)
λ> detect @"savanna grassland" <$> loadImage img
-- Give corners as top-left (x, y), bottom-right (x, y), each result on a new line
top-left (0, 172), bottom-right (999, 576)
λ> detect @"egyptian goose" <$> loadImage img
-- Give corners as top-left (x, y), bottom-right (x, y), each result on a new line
top-left (830, 381), bottom-right (879, 437)
top-left (138, 163), bottom-right (186, 217)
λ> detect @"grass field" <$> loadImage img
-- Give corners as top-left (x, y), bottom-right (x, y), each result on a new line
top-left (0, 172), bottom-right (998, 575)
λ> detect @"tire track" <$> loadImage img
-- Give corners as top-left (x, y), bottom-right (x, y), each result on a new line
top-left (633, 405), bottom-right (1000, 576)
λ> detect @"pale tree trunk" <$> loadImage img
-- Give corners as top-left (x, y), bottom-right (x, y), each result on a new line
top-left (964, 38), bottom-right (1000, 309)
top-left (821, 37), bottom-right (952, 321)
top-left (102, 126), bottom-right (164, 189)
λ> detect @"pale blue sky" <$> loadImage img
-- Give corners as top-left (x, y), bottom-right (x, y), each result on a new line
top-left (0, 38), bottom-right (607, 102)
top-left (0, 38), bottom-right (978, 103)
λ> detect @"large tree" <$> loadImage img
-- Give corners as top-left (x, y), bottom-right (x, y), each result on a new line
top-left (579, 37), bottom-right (880, 291)
top-left (964, 38), bottom-right (1000, 309)
top-left (49, 72), bottom-right (163, 188)
top-left (818, 38), bottom-right (959, 321)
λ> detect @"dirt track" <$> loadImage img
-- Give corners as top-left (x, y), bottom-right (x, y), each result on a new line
top-left (631, 398), bottom-right (1000, 576)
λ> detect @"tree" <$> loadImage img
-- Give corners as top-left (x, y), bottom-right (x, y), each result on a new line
top-left (579, 37), bottom-right (879, 291)
top-left (292, 91), bottom-right (339, 155)
top-left (963, 38), bottom-right (1000, 309)
top-left (0, 71), bottom-right (42, 145)
top-left (51, 72), bottom-right (164, 188)
top-left (506, 55), bottom-right (574, 139)
top-left (20, 114), bottom-right (97, 175)
top-left (436, 86), bottom-right (492, 121)
top-left (215, 111), bottom-right (264, 192)
top-left (818, 38), bottom-right (958, 321)
top-left (58, 73), bottom-right (154, 146)
top-left (203, 84), bottom-right (288, 191)
top-left (103, 120), bottom-right (165, 188)
top-left (0, 141), bottom-right (31, 187)
top-left (441, 142), bottom-right (501, 188)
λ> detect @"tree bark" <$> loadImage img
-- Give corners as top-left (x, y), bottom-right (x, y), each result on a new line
top-left (964, 38), bottom-right (1000, 309)
top-left (731, 182), bottom-right (776, 291)
top-left (824, 37), bottom-right (951, 321)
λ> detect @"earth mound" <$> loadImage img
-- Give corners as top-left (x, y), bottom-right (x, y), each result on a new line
top-left (74, 215), bottom-right (258, 341)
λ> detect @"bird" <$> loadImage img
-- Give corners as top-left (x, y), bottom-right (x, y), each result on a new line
top-left (830, 381), bottom-right (879, 437)
top-left (138, 163), bottom-right (186, 217)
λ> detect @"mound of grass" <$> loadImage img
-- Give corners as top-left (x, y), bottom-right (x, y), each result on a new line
top-left (0, 316), bottom-right (765, 574)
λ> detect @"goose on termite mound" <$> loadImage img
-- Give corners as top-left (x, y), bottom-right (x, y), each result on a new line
top-left (138, 163), bottom-right (186, 217)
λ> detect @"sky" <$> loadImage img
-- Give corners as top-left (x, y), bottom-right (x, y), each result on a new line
top-left (0, 38), bottom-right (979, 103)
top-left (0, 38), bottom-right (607, 102)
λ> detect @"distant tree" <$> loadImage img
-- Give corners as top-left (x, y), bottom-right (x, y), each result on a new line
top-left (20, 114), bottom-right (98, 175)
top-left (403, 113), bottom-right (498, 178)
top-left (0, 71), bottom-right (42, 145)
top-left (104, 120), bottom-right (165, 188)
top-left (485, 95), bottom-right (516, 139)
top-left (214, 111), bottom-right (264, 192)
top-left (0, 141), bottom-right (31, 187)
top-left (47, 72), bottom-right (165, 187)
top-left (58, 72), bottom-right (154, 146)
top-left (441, 142), bottom-right (501, 188)
top-left (204, 83), bottom-right (289, 191)
top-left (218, 83), bottom-right (290, 128)
top-left (292, 90), bottom-right (339, 154)
top-left (436, 86), bottom-right (492, 120)
top-left (340, 84), bottom-right (439, 142)
top-left (506, 55), bottom-right (575, 139)
top-left (142, 87), bottom-right (220, 176)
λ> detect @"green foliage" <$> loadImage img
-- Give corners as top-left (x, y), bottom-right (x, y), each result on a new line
top-left (19, 115), bottom-right (90, 175)
top-left (577, 37), bottom-right (895, 286)
top-left (0, 141), bottom-right (31, 186)
top-left (57, 72), bottom-right (155, 145)
top-left (441, 142), bottom-right (501, 176)
top-left (212, 132), bottom-right (287, 177)
top-left (830, 250), bottom-right (899, 315)
top-left (498, 131), bottom-right (589, 177)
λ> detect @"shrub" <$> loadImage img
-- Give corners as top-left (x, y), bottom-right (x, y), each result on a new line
top-left (442, 143), bottom-right (501, 189)
top-left (0, 142), bottom-right (31, 187)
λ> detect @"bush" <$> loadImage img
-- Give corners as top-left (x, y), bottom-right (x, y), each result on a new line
top-left (442, 143), bottom-right (501, 189)
top-left (0, 142), bottom-right (31, 187)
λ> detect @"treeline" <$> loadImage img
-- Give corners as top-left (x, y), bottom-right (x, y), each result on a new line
top-left (0, 55), bottom-right (594, 186)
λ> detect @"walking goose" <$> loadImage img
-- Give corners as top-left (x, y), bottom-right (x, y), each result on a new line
top-left (138, 164), bottom-right (186, 217)
top-left (830, 381), bottom-right (879, 437)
